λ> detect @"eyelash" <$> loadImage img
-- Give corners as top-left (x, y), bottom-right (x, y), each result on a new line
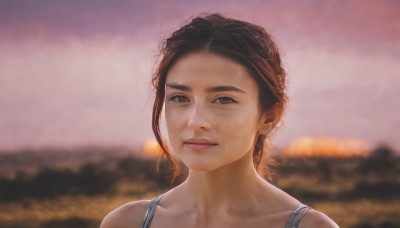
top-left (214, 97), bottom-right (237, 104)
top-left (169, 95), bottom-right (237, 104)
top-left (169, 95), bottom-right (190, 103)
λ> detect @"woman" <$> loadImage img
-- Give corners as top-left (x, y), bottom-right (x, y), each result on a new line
top-left (101, 14), bottom-right (338, 228)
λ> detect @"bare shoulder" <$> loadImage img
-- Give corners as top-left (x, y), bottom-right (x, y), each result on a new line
top-left (100, 200), bottom-right (150, 228)
top-left (299, 209), bottom-right (339, 228)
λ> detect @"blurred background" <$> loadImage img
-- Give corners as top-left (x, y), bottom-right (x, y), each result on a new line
top-left (0, 0), bottom-right (399, 227)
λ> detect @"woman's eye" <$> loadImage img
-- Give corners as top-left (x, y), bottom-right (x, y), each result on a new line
top-left (214, 97), bottom-right (237, 104)
top-left (170, 95), bottom-right (190, 103)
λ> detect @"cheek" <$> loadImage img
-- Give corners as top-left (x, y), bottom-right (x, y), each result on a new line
top-left (164, 106), bottom-right (185, 148)
top-left (219, 108), bottom-right (260, 146)
top-left (165, 108), bottom-right (178, 133)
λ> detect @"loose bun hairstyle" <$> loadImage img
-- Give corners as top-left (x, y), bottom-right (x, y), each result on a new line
top-left (152, 13), bottom-right (287, 181)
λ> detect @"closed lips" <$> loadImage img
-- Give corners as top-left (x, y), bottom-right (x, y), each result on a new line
top-left (184, 139), bottom-right (217, 145)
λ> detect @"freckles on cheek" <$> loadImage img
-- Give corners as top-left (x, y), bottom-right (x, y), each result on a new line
top-left (224, 120), bottom-right (241, 136)
top-left (232, 122), bottom-right (240, 131)
top-left (165, 107), bottom-right (182, 125)
top-left (223, 113), bottom-right (258, 139)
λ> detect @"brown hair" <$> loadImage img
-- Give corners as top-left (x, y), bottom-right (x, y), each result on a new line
top-left (151, 13), bottom-right (287, 181)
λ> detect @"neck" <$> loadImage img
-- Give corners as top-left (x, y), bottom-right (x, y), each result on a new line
top-left (180, 151), bottom-right (269, 214)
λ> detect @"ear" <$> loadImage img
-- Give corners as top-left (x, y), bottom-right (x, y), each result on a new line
top-left (258, 122), bottom-right (273, 135)
top-left (258, 105), bottom-right (280, 135)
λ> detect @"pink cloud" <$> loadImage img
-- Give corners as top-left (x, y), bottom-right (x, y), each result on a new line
top-left (1, 0), bottom-right (398, 55)
top-left (1, 0), bottom-right (399, 151)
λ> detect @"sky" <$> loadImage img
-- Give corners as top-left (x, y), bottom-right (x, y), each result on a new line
top-left (0, 0), bottom-right (399, 152)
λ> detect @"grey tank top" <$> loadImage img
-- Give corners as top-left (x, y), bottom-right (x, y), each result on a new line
top-left (141, 195), bottom-right (311, 228)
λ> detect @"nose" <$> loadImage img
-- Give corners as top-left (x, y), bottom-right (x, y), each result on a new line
top-left (187, 103), bottom-right (211, 131)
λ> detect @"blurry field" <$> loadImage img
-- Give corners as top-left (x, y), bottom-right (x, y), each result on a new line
top-left (0, 145), bottom-right (399, 228)
top-left (0, 189), bottom-right (158, 227)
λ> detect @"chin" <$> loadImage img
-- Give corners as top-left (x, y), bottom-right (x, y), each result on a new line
top-left (181, 158), bottom-right (223, 172)
top-left (187, 166), bottom-right (219, 172)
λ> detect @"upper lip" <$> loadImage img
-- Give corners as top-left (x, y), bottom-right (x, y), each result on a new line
top-left (184, 138), bottom-right (217, 145)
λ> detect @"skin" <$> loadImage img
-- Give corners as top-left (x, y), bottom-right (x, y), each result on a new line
top-left (100, 50), bottom-right (339, 228)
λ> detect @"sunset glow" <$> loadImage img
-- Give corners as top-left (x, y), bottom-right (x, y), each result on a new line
top-left (143, 139), bottom-right (163, 158)
top-left (283, 137), bottom-right (370, 158)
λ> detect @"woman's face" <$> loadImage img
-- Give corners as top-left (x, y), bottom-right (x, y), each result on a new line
top-left (164, 50), bottom-right (267, 171)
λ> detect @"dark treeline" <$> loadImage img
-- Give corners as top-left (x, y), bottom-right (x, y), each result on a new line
top-left (0, 163), bottom-right (117, 202)
top-left (0, 157), bottom-right (173, 202)
top-left (276, 144), bottom-right (400, 202)
top-left (0, 144), bottom-right (399, 202)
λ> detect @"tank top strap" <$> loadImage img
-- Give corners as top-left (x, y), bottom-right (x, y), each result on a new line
top-left (285, 204), bottom-right (311, 228)
top-left (141, 195), bottom-right (163, 228)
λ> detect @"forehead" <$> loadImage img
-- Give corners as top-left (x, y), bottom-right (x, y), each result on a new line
top-left (166, 50), bottom-right (258, 90)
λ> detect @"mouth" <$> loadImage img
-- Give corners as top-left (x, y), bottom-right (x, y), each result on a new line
top-left (183, 138), bottom-right (218, 150)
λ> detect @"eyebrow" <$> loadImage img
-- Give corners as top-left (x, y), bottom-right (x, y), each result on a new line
top-left (166, 83), bottom-right (191, 91)
top-left (166, 83), bottom-right (246, 94)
